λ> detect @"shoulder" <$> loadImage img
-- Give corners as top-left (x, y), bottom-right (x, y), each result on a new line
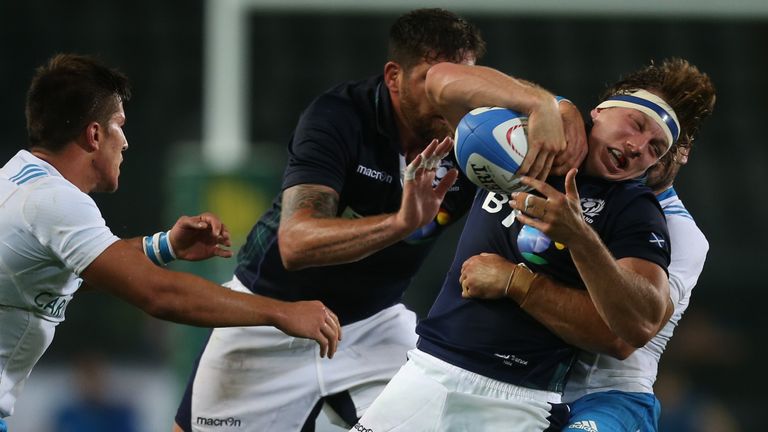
top-left (663, 195), bottom-right (709, 258)
top-left (575, 176), bottom-right (661, 217)
top-left (611, 179), bottom-right (660, 212)
top-left (302, 77), bottom-right (379, 124)
top-left (22, 177), bottom-right (103, 226)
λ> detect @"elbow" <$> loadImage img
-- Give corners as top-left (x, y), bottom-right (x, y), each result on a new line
top-left (610, 297), bottom-right (669, 349)
top-left (425, 62), bottom-right (451, 89)
top-left (277, 228), bottom-right (307, 271)
top-left (280, 249), bottom-right (304, 271)
top-left (604, 339), bottom-right (637, 360)
top-left (425, 63), bottom-right (459, 106)
top-left (620, 302), bottom-right (670, 348)
top-left (138, 289), bottom-right (175, 321)
top-left (134, 277), bottom-right (178, 320)
top-left (618, 323), bottom-right (656, 349)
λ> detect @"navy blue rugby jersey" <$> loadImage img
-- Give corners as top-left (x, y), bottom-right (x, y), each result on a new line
top-left (416, 175), bottom-right (670, 393)
top-left (235, 76), bottom-right (476, 325)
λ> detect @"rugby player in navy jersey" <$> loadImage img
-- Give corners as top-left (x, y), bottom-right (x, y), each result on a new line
top-left (173, 9), bottom-right (588, 432)
top-left (352, 60), bottom-right (715, 431)
top-left (460, 60), bottom-right (716, 432)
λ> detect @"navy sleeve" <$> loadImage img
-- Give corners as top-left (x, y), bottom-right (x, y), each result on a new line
top-left (606, 193), bottom-right (671, 275)
top-left (282, 95), bottom-right (360, 193)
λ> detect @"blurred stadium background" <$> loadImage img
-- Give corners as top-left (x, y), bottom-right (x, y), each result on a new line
top-left (1, 0), bottom-right (765, 430)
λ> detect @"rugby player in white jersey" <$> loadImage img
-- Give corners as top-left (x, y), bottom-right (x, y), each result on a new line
top-left (0, 54), bottom-right (341, 429)
top-left (458, 59), bottom-right (715, 431)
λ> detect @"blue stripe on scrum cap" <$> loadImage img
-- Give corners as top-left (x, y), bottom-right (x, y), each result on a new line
top-left (606, 94), bottom-right (680, 143)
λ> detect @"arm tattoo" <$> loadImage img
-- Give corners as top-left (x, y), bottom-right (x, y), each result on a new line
top-left (283, 185), bottom-right (339, 220)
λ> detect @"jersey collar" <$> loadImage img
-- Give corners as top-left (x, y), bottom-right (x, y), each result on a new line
top-left (374, 79), bottom-right (406, 154)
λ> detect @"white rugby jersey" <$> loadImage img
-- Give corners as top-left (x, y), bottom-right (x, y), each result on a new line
top-left (563, 187), bottom-right (708, 399)
top-left (0, 150), bottom-right (119, 417)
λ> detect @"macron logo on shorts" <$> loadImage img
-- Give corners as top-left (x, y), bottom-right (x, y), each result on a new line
top-left (196, 416), bottom-right (242, 428)
top-left (568, 420), bottom-right (598, 432)
top-left (353, 422), bottom-right (374, 432)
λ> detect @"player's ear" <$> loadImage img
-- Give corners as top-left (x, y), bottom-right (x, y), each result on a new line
top-left (78, 121), bottom-right (101, 153)
top-left (589, 107), bottom-right (601, 121)
top-left (384, 61), bottom-right (401, 94)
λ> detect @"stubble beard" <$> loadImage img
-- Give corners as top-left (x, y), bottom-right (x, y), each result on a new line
top-left (400, 92), bottom-right (452, 149)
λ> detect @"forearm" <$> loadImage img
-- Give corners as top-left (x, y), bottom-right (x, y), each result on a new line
top-left (82, 241), bottom-right (283, 327)
top-left (278, 140), bottom-right (456, 270)
top-left (124, 236), bottom-right (142, 251)
top-left (520, 276), bottom-right (635, 359)
top-left (425, 62), bottom-right (557, 126)
top-left (568, 229), bottom-right (669, 347)
top-left (279, 211), bottom-right (409, 270)
top-left (148, 271), bottom-right (286, 327)
top-left (461, 253), bottom-right (634, 358)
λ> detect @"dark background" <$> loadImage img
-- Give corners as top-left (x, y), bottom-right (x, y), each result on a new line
top-left (1, 1), bottom-right (764, 430)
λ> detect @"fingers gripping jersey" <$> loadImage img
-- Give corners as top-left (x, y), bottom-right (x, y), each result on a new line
top-left (0, 150), bottom-right (119, 416)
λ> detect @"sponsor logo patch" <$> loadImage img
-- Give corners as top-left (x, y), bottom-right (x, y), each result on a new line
top-left (195, 416), bottom-right (242, 428)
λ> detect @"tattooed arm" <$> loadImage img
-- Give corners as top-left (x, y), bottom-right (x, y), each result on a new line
top-left (277, 138), bottom-right (458, 271)
top-left (277, 184), bottom-right (407, 270)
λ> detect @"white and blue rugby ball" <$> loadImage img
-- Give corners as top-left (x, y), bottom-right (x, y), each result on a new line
top-left (454, 107), bottom-right (530, 194)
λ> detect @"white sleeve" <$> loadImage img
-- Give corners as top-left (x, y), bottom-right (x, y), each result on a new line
top-left (666, 214), bottom-right (708, 307)
top-left (23, 180), bottom-right (120, 275)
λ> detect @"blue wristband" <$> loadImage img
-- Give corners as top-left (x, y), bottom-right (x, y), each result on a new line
top-left (142, 231), bottom-right (177, 266)
top-left (555, 95), bottom-right (572, 104)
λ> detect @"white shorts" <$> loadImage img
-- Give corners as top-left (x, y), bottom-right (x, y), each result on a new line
top-left (179, 276), bottom-right (417, 432)
top-left (352, 349), bottom-right (561, 432)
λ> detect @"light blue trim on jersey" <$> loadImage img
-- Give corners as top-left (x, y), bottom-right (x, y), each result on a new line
top-left (664, 208), bottom-right (693, 220)
top-left (657, 188), bottom-right (693, 219)
top-left (566, 390), bottom-right (660, 432)
top-left (0, 417), bottom-right (7, 432)
top-left (9, 164), bottom-right (48, 185)
top-left (655, 187), bottom-right (677, 202)
top-left (9, 164), bottom-right (43, 181)
top-left (15, 171), bottom-right (47, 185)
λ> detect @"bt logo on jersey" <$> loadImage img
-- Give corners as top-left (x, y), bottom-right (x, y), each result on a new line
top-left (481, 192), bottom-right (517, 227)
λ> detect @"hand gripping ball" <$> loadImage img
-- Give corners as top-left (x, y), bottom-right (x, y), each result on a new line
top-left (454, 107), bottom-right (530, 194)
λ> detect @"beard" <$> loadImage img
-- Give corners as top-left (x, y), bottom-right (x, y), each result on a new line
top-left (645, 155), bottom-right (679, 192)
top-left (399, 85), bottom-right (453, 147)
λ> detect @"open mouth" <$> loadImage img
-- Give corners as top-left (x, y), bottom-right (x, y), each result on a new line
top-left (609, 148), bottom-right (628, 170)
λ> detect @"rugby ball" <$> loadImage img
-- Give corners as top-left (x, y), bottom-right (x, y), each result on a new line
top-left (454, 107), bottom-right (529, 194)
